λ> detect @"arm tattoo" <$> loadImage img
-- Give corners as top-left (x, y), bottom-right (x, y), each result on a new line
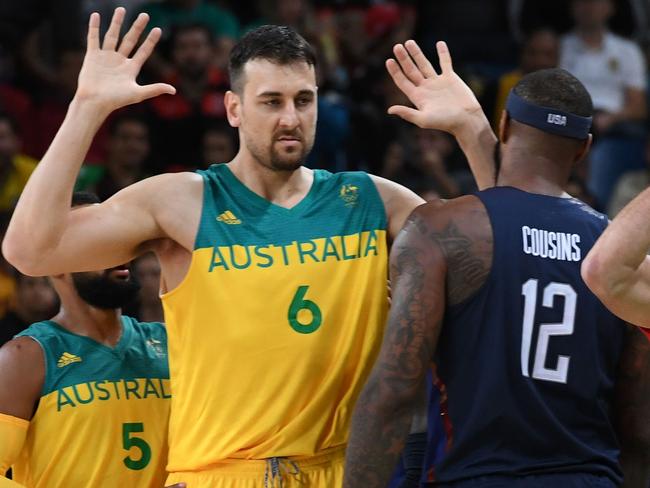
top-left (344, 216), bottom-right (442, 488)
top-left (427, 221), bottom-right (491, 306)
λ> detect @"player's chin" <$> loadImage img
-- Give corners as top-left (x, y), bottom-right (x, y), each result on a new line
top-left (270, 152), bottom-right (306, 171)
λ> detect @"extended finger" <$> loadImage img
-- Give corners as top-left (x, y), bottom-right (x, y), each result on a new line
top-left (436, 41), bottom-right (454, 75)
top-left (132, 27), bottom-right (162, 68)
top-left (102, 7), bottom-right (126, 51)
top-left (118, 12), bottom-right (149, 57)
top-left (136, 82), bottom-right (176, 102)
top-left (393, 44), bottom-right (425, 85)
top-left (387, 105), bottom-right (423, 127)
top-left (385, 59), bottom-right (415, 99)
top-left (87, 12), bottom-right (100, 51)
top-left (404, 40), bottom-right (437, 78)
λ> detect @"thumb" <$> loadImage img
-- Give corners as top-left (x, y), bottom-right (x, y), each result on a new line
top-left (137, 82), bottom-right (176, 102)
top-left (387, 105), bottom-right (423, 127)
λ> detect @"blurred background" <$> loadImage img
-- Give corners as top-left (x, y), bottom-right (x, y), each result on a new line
top-left (0, 0), bottom-right (648, 338)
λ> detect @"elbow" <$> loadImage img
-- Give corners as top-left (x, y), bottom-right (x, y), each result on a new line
top-left (2, 233), bottom-right (45, 276)
top-left (581, 252), bottom-right (610, 299)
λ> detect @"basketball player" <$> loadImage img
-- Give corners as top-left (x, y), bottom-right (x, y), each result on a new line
top-left (2, 9), bottom-right (497, 487)
top-left (0, 193), bottom-right (170, 487)
top-left (345, 69), bottom-right (650, 487)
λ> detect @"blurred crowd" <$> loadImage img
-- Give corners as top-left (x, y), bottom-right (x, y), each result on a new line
top-left (0, 0), bottom-right (649, 340)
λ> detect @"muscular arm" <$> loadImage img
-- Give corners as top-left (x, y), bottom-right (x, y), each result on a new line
top-left (582, 187), bottom-right (650, 328)
top-left (2, 9), bottom-right (182, 276)
top-left (614, 326), bottom-right (650, 487)
top-left (0, 337), bottom-right (44, 485)
top-left (344, 197), bottom-right (492, 487)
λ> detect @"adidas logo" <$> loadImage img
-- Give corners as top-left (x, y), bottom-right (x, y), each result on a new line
top-left (217, 210), bottom-right (241, 225)
top-left (57, 352), bottom-right (82, 368)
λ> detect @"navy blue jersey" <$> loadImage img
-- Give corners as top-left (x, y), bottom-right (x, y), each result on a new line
top-left (432, 187), bottom-right (625, 485)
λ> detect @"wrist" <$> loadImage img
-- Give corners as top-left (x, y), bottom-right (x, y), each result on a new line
top-left (67, 97), bottom-right (111, 127)
top-left (454, 108), bottom-right (492, 144)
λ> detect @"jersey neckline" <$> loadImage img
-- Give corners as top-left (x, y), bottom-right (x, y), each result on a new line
top-left (218, 164), bottom-right (325, 216)
top-left (42, 316), bottom-right (134, 359)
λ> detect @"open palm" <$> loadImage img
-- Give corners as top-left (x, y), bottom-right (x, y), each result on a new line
top-left (386, 40), bottom-right (482, 135)
top-left (76, 8), bottom-right (175, 115)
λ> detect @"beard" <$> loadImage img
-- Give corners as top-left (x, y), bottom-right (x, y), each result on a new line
top-left (72, 269), bottom-right (141, 310)
top-left (245, 129), bottom-right (315, 172)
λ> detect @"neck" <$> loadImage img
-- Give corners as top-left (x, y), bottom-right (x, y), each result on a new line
top-left (51, 302), bottom-right (123, 347)
top-left (497, 144), bottom-right (571, 197)
top-left (227, 150), bottom-right (313, 208)
top-left (576, 26), bottom-right (606, 47)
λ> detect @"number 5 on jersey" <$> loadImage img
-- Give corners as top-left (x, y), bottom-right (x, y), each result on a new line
top-left (123, 422), bottom-right (151, 470)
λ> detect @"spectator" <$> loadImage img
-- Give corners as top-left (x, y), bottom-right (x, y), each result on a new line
top-left (0, 112), bottom-right (37, 212)
top-left (607, 135), bottom-right (650, 216)
top-left (91, 113), bottom-right (151, 201)
top-left (201, 120), bottom-right (237, 168)
top-left (0, 274), bottom-right (58, 345)
top-left (138, 0), bottom-right (239, 77)
top-left (561, 0), bottom-right (647, 209)
top-left (148, 23), bottom-right (230, 171)
top-left (381, 127), bottom-right (461, 200)
top-left (482, 28), bottom-right (560, 128)
top-left (26, 47), bottom-right (109, 162)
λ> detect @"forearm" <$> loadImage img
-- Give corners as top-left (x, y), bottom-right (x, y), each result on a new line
top-left (454, 111), bottom-right (497, 190)
top-left (344, 380), bottom-right (415, 488)
top-left (4, 99), bottom-right (108, 267)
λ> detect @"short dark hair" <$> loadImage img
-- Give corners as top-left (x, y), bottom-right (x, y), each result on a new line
top-left (513, 68), bottom-right (593, 118)
top-left (72, 191), bottom-right (101, 207)
top-left (228, 25), bottom-right (317, 93)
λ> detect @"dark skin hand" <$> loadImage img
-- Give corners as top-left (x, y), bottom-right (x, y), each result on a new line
top-left (343, 196), bottom-right (492, 487)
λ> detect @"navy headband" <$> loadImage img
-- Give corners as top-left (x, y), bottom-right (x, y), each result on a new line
top-left (506, 91), bottom-right (592, 139)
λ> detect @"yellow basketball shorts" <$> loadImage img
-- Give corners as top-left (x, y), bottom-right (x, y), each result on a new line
top-left (165, 446), bottom-right (345, 488)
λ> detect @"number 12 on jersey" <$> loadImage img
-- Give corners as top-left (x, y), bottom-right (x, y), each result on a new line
top-left (520, 279), bottom-right (577, 384)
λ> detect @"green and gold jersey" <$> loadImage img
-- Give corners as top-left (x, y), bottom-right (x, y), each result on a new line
top-left (12, 317), bottom-right (170, 487)
top-left (162, 164), bottom-right (389, 471)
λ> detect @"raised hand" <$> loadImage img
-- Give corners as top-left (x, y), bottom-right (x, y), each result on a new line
top-left (386, 40), bottom-right (482, 135)
top-left (75, 7), bottom-right (175, 115)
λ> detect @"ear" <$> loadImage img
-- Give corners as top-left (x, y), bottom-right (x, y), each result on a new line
top-left (498, 110), bottom-right (510, 143)
top-left (574, 133), bottom-right (593, 164)
top-left (225, 91), bottom-right (241, 128)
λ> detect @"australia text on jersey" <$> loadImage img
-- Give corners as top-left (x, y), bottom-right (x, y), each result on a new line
top-left (208, 229), bottom-right (382, 272)
top-left (56, 378), bottom-right (171, 411)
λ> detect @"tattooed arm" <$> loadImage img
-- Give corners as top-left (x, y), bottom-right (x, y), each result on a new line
top-left (615, 326), bottom-right (650, 488)
top-left (344, 197), bottom-right (492, 488)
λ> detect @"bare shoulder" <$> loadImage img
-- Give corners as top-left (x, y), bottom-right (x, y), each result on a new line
top-left (407, 195), bottom-right (493, 306)
top-left (0, 337), bottom-right (44, 419)
top-left (368, 174), bottom-right (424, 208)
top-left (368, 174), bottom-right (425, 241)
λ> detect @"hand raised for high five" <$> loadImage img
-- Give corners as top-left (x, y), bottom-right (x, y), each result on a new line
top-left (75, 8), bottom-right (175, 115)
top-left (386, 40), bottom-right (483, 136)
